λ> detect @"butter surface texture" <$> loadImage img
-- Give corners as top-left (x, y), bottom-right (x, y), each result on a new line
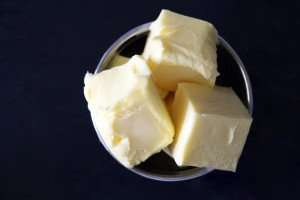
top-left (143, 10), bottom-right (219, 91)
top-left (169, 83), bottom-right (252, 171)
top-left (109, 54), bottom-right (169, 99)
top-left (84, 55), bottom-right (174, 168)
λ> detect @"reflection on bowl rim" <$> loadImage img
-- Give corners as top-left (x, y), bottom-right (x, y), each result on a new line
top-left (92, 22), bottom-right (254, 182)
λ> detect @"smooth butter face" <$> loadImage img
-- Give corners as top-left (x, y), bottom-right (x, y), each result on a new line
top-left (108, 54), bottom-right (169, 99)
top-left (84, 55), bottom-right (174, 168)
top-left (169, 83), bottom-right (252, 172)
top-left (143, 9), bottom-right (219, 91)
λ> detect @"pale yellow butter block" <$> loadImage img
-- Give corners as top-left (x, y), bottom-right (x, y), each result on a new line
top-left (84, 55), bottom-right (174, 168)
top-left (109, 54), bottom-right (129, 67)
top-left (169, 83), bottom-right (252, 172)
top-left (108, 54), bottom-right (169, 99)
top-left (143, 10), bottom-right (219, 91)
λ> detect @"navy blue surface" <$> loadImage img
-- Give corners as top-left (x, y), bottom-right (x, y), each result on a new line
top-left (1, 0), bottom-right (299, 199)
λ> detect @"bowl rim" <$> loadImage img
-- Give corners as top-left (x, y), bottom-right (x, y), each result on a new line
top-left (92, 22), bottom-right (254, 182)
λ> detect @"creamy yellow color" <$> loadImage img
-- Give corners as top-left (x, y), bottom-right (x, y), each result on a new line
top-left (108, 54), bottom-right (169, 99)
top-left (143, 9), bottom-right (219, 91)
top-left (109, 54), bottom-right (129, 67)
top-left (84, 55), bottom-right (174, 168)
top-left (168, 83), bottom-right (252, 171)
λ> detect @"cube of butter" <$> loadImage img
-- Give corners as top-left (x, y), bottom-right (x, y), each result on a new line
top-left (169, 83), bottom-right (252, 171)
top-left (143, 10), bottom-right (219, 91)
top-left (108, 54), bottom-right (169, 99)
top-left (109, 54), bottom-right (130, 67)
top-left (84, 55), bottom-right (174, 168)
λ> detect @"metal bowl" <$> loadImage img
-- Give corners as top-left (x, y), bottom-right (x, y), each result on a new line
top-left (91, 22), bottom-right (254, 181)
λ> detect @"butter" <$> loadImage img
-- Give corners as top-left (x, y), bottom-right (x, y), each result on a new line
top-left (84, 55), bottom-right (174, 168)
top-left (109, 54), bottom-right (129, 67)
top-left (168, 83), bottom-right (252, 171)
top-left (143, 10), bottom-right (219, 91)
top-left (109, 54), bottom-right (169, 99)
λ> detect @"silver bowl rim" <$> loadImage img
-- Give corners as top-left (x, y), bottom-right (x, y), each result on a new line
top-left (92, 22), bottom-right (254, 182)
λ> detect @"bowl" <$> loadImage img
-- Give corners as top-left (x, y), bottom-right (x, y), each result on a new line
top-left (91, 22), bottom-right (254, 181)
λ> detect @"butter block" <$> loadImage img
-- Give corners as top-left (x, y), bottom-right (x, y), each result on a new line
top-left (84, 55), bottom-right (174, 168)
top-left (143, 10), bottom-right (219, 91)
top-left (109, 54), bottom-right (129, 67)
top-left (169, 83), bottom-right (252, 171)
top-left (108, 54), bottom-right (169, 99)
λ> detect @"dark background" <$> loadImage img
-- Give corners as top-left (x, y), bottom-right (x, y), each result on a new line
top-left (1, 0), bottom-right (299, 199)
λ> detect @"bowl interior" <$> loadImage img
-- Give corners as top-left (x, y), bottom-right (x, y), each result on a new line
top-left (96, 29), bottom-right (252, 181)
